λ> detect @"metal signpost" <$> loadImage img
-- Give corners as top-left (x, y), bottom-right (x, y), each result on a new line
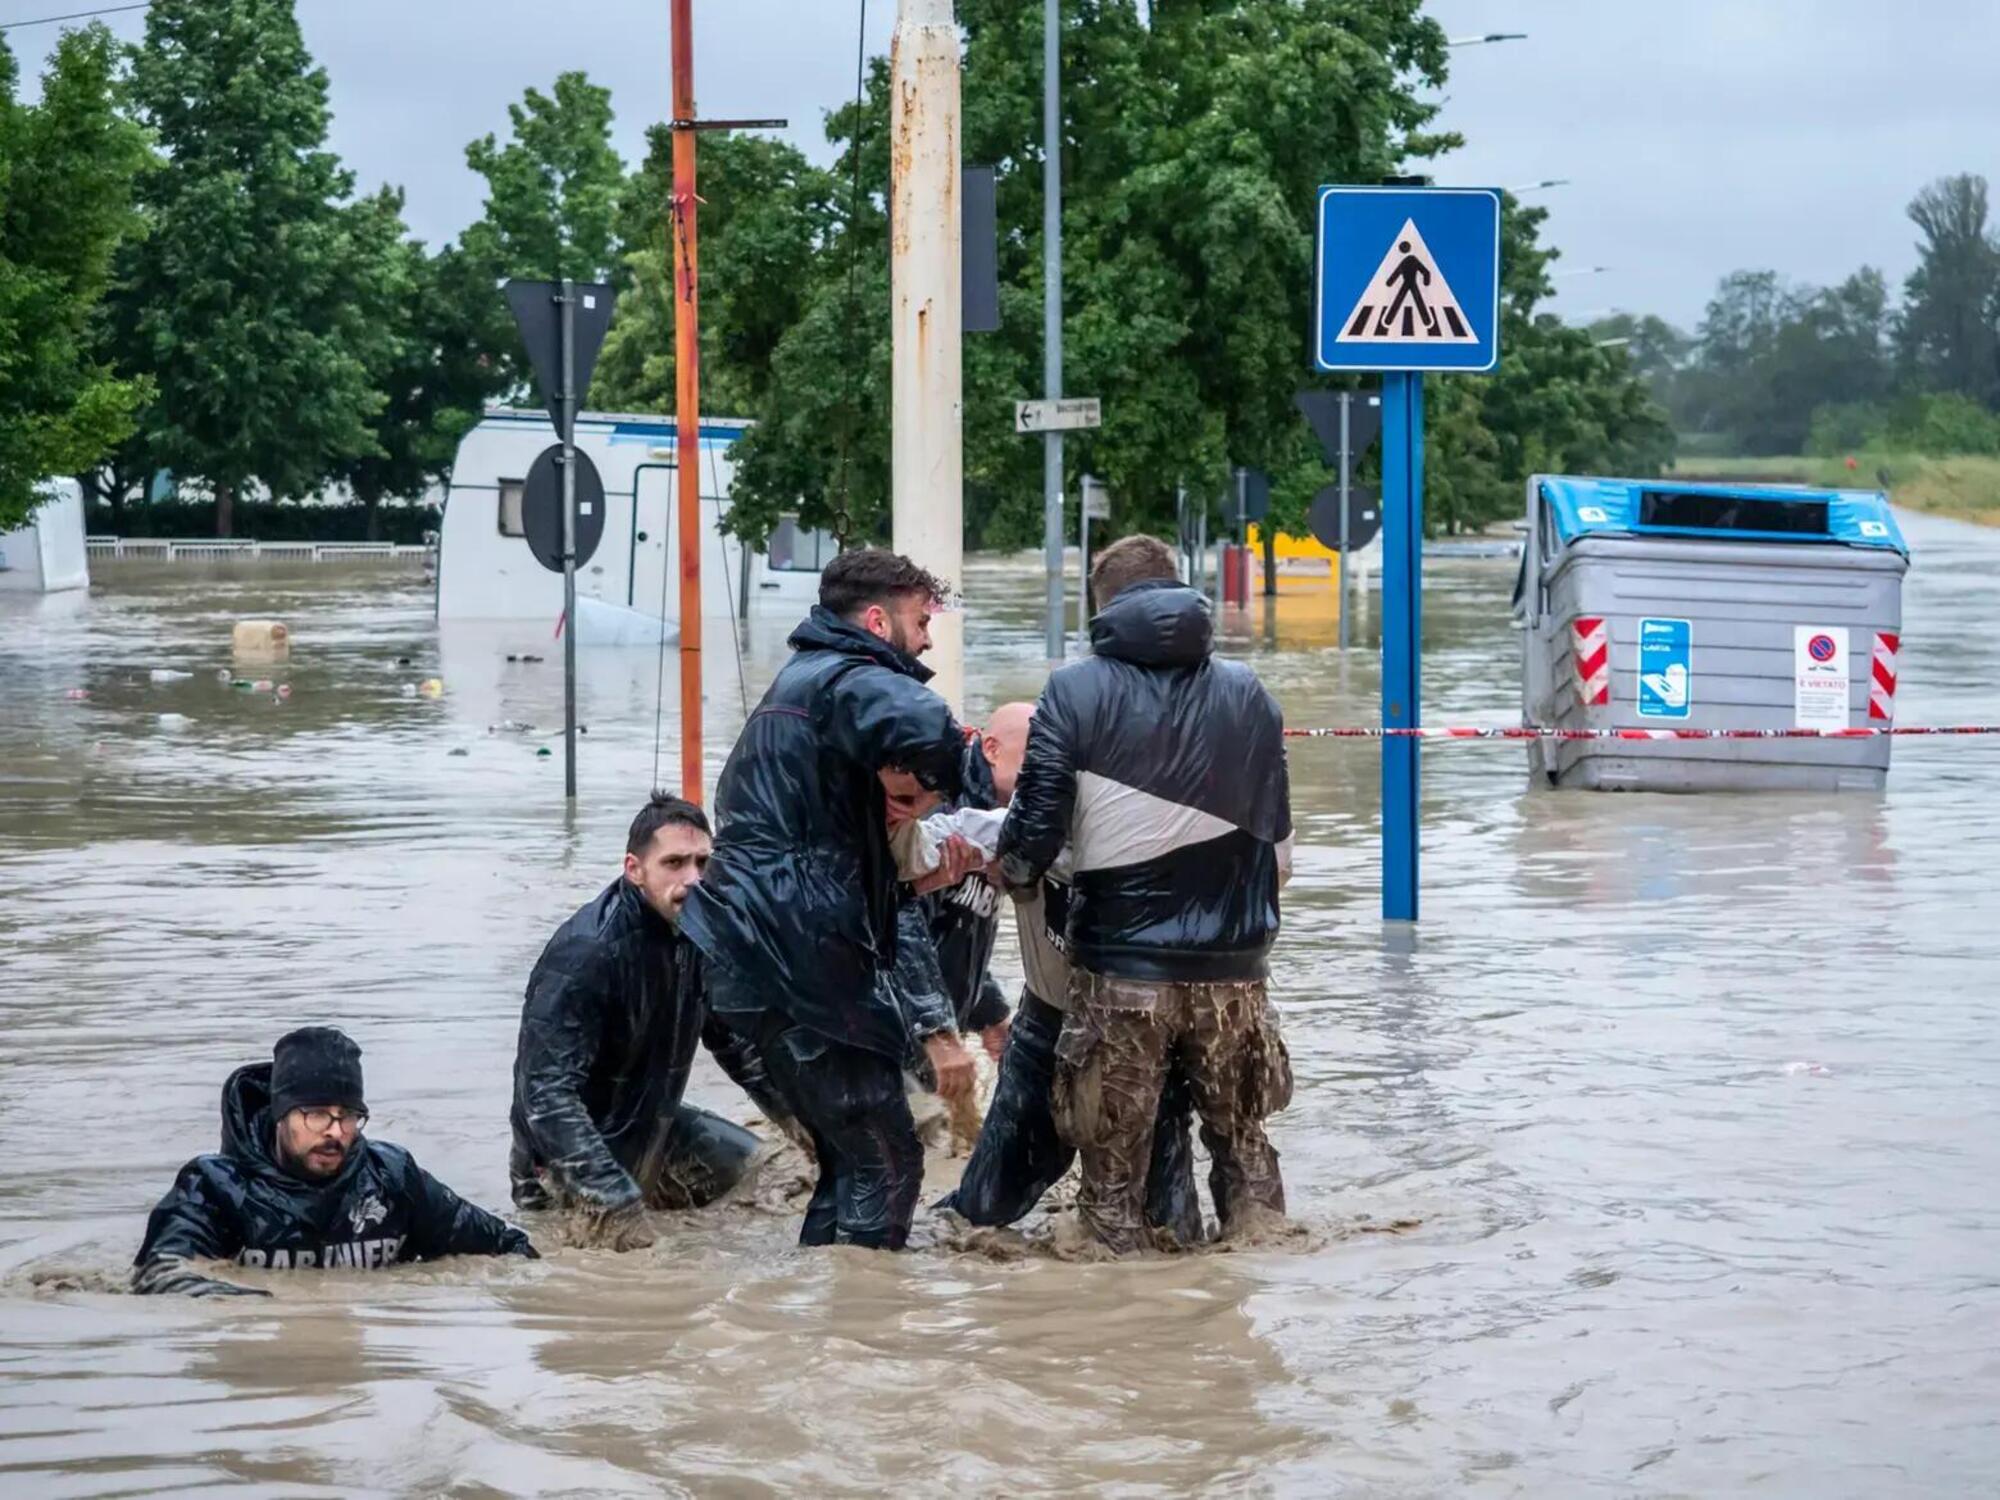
top-left (505, 277), bottom-right (617, 802)
top-left (1313, 185), bottom-right (1501, 920)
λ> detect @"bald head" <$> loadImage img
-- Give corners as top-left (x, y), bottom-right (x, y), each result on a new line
top-left (982, 701), bottom-right (1036, 803)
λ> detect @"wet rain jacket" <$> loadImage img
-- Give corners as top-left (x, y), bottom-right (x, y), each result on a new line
top-left (997, 580), bottom-right (1292, 982)
top-left (135, 1064), bottom-right (534, 1297)
top-left (510, 878), bottom-right (779, 1210)
top-left (683, 607), bottom-right (982, 1058)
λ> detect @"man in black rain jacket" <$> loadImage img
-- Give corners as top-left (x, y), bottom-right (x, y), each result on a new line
top-left (510, 794), bottom-right (782, 1250)
top-left (997, 535), bottom-right (1296, 1255)
top-left (135, 1027), bottom-right (534, 1296)
top-left (683, 548), bottom-right (986, 1250)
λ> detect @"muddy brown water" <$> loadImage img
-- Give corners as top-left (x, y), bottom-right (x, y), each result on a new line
top-left (3, 520), bottom-right (1998, 1496)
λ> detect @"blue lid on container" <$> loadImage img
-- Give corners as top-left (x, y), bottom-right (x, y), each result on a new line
top-left (1537, 476), bottom-right (1908, 555)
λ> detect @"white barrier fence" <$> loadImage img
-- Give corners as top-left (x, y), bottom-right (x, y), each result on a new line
top-left (87, 537), bottom-right (428, 564)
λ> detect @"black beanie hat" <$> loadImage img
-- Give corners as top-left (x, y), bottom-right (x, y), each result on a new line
top-left (269, 1026), bottom-right (367, 1118)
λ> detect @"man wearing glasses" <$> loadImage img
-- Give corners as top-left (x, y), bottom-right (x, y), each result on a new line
top-left (134, 1027), bottom-right (535, 1296)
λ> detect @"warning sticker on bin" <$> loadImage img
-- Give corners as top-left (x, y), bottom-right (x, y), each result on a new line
top-left (1637, 618), bottom-right (1692, 720)
top-left (1794, 626), bottom-right (1850, 731)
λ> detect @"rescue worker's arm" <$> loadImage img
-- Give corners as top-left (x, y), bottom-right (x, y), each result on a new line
top-left (517, 950), bottom-right (645, 1211)
top-left (996, 678), bottom-right (1080, 890)
top-left (396, 1149), bottom-right (538, 1261)
top-left (1271, 690), bottom-right (1296, 889)
top-left (821, 666), bottom-right (967, 795)
top-left (132, 1163), bottom-right (268, 1297)
top-left (700, 1015), bottom-right (795, 1131)
top-left (892, 898), bottom-right (975, 1100)
top-left (892, 897), bottom-right (955, 1040)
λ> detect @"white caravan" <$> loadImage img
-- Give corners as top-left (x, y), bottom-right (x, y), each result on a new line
top-left (0, 479), bottom-right (89, 593)
top-left (435, 407), bottom-right (835, 625)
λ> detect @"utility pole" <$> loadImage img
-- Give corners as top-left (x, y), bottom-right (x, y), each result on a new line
top-left (891, 0), bottom-right (966, 710)
top-left (669, 0), bottom-right (703, 803)
top-left (1040, 0), bottom-right (1064, 665)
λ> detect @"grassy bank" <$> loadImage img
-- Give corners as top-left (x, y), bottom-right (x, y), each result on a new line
top-left (1670, 453), bottom-right (2000, 526)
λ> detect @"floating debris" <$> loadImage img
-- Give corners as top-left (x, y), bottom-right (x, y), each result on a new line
top-left (148, 668), bottom-right (193, 684)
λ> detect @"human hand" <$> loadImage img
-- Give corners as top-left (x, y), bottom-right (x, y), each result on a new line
top-left (910, 833), bottom-right (985, 893)
top-left (978, 1016), bottom-right (1012, 1063)
top-left (922, 1031), bottom-right (976, 1102)
top-left (588, 1198), bottom-right (657, 1252)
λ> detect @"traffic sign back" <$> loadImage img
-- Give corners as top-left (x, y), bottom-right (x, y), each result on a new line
top-left (1313, 187), bottom-right (1501, 373)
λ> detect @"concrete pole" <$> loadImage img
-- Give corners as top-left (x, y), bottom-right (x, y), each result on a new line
top-left (1041, 0), bottom-right (1065, 665)
top-left (891, 0), bottom-right (965, 711)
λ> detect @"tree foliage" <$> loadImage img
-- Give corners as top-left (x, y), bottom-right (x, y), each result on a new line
top-left (722, 0), bottom-right (1666, 548)
top-left (1618, 173), bottom-right (2000, 461)
top-left (118, 0), bottom-right (400, 534)
top-left (0, 25), bottom-right (149, 531)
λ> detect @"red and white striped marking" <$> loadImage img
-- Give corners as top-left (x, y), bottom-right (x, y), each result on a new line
top-left (1870, 632), bottom-right (1899, 721)
top-left (1284, 724), bottom-right (2000, 741)
top-left (1572, 617), bottom-right (1609, 707)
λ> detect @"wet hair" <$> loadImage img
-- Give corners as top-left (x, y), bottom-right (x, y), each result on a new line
top-left (1090, 534), bottom-right (1178, 608)
top-left (626, 792), bottom-right (711, 857)
top-left (818, 547), bottom-right (949, 621)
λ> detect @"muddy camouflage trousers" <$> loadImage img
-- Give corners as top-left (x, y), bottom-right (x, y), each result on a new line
top-left (1053, 972), bottom-right (1294, 1255)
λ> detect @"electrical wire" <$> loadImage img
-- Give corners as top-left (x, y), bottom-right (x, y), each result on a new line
top-left (1, 3), bottom-right (150, 32)
top-left (708, 437), bottom-right (750, 714)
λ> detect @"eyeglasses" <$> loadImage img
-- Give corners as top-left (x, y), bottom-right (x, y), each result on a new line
top-left (296, 1107), bottom-right (368, 1133)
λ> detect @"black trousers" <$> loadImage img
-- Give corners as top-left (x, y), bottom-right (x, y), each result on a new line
top-left (510, 1102), bottom-right (760, 1213)
top-left (939, 992), bottom-right (1204, 1245)
top-left (759, 1023), bottom-right (924, 1250)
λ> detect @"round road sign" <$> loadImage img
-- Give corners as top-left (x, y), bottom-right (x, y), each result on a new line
top-left (521, 443), bottom-right (607, 574)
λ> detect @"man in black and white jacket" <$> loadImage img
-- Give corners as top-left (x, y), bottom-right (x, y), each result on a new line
top-left (996, 535), bottom-right (1295, 1255)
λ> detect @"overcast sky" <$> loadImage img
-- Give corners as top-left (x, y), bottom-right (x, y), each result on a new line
top-left (8, 0), bottom-right (1999, 330)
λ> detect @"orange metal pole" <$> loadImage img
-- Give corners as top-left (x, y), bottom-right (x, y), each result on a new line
top-left (670, 0), bottom-right (702, 804)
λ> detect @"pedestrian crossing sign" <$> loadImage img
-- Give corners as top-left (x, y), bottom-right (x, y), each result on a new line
top-left (1313, 186), bottom-right (1501, 372)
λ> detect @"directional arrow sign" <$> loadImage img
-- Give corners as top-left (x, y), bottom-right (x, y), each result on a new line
top-left (1015, 397), bottom-right (1102, 434)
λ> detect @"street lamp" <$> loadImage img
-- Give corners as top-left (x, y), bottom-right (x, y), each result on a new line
top-left (1448, 32), bottom-right (1527, 46)
top-left (1553, 265), bottom-right (1612, 279)
top-left (1510, 178), bottom-right (1569, 194)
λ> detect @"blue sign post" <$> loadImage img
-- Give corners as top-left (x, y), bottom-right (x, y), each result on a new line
top-left (1313, 185), bottom-right (1502, 921)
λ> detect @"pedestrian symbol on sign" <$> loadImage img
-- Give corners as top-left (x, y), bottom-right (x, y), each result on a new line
top-left (1336, 220), bottom-right (1477, 344)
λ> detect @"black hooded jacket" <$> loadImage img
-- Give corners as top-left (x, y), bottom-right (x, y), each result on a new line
top-left (134, 1064), bottom-right (534, 1297)
top-left (682, 607), bottom-right (979, 1058)
top-left (997, 580), bottom-right (1292, 982)
top-left (510, 878), bottom-right (781, 1209)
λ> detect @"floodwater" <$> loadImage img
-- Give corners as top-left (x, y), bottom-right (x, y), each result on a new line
top-left (3, 514), bottom-right (1998, 1497)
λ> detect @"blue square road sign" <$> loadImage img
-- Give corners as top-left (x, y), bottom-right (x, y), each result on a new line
top-left (1314, 187), bottom-right (1502, 373)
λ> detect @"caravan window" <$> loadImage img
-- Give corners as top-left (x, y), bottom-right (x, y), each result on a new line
top-left (768, 514), bottom-right (835, 573)
top-left (497, 479), bottom-right (526, 537)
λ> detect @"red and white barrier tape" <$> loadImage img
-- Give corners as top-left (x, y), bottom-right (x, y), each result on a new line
top-left (1284, 725), bottom-right (2000, 741)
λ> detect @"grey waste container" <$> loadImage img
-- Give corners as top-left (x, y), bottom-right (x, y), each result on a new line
top-left (1517, 475), bottom-right (1909, 792)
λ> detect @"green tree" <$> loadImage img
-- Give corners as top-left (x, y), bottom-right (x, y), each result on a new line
top-left (729, 0), bottom-right (1456, 550)
top-left (0, 25), bottom-right (149, 531)
top-left (120, 0), bottom-right (397, 534)
top-left (1896, 173), bottom-right (2000, 406)
top-left (460, 71), bottom-right (626, 400)
top-left (1679, 267), bottom-right (1891, 453)
top-left (593, 126), bottom-right (838, 418)
top-left (330, 193), bottom-right (504, 536)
